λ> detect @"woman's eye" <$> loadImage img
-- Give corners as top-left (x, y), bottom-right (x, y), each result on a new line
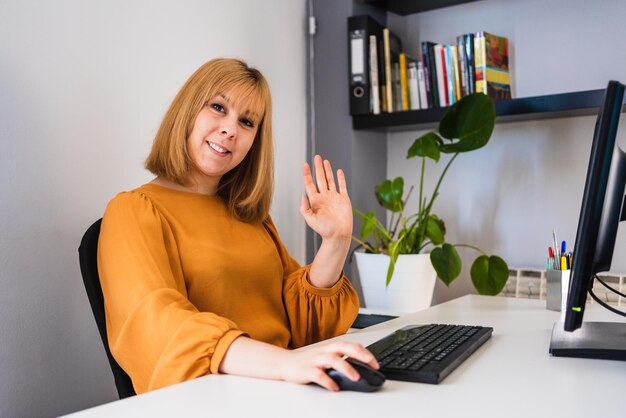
top-left (240, 119), bottom-right (254, 128)
top-left (211, 103), bottom-right (225, 112)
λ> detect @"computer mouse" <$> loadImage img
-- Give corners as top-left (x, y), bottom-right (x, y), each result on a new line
top-left (326, 358), bottom-right (386, 392)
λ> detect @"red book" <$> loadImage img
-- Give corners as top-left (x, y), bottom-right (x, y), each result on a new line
top-left (440, 47), bottom-right (449, 106)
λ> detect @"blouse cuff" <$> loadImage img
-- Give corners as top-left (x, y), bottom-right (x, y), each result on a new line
top-left (302, 267), bottom-right (347, 297)
top-left (209, 329), bottom-right (247, 375)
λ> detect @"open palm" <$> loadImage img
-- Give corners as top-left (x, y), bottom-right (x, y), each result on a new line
top-left (300, 155), bottom-right (353, 240)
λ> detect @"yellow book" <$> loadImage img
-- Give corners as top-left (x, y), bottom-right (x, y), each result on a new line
top-left (383, 27), bottom-right (402, 112)
top-left (474, 32), bottom-right (486, 94)
top-left (451, 45), bottom-right (462, 101)
top-left (399, 53), bottom-right (409, 111)
top-left (473, 31), bottom-right (511, 99)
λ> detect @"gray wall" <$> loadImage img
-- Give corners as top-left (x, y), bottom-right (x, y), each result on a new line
top-left (310, 0), bottom-right (388, 300)
top-left (0, 1), bottom-right (307, 417)
top-left (386, 0), bottom-right (626, 301)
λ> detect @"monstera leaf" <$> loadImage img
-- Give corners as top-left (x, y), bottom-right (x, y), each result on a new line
top-left (430, 243), bottom-right (462, 286)
top-left (407, 132), bottom-right (441, 161)
top-left (375, 177), bottom-right (404, 212)
top-left (425, 215), bottom-right (445, 245)
top-left (438, 93), bottom-right (495, 154)
top-left (470, 255), bottom-right (509, 295)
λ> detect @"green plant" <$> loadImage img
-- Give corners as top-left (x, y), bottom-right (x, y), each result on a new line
top-left (352, 93), bottom-right (508, 295)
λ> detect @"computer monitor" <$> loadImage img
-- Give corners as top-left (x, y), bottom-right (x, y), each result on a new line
top-left (549, 80), bottom-right (626, 361)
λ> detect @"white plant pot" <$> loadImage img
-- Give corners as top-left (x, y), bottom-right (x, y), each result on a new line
top-left (354, 251), bottom-right (437, 313)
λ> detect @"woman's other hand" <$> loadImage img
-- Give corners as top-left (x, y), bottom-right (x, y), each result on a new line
top-left (300, 155), bottom-right (353, 242)
top-left (279, 341), bottom-right (379, 392)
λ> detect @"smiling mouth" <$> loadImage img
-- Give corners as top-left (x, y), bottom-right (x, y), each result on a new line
top-left (207, 141), bottom-right (230, 154)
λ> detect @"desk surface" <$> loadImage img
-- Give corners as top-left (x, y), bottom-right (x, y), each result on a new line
top-left (67, 296), bottom-right (626, 418)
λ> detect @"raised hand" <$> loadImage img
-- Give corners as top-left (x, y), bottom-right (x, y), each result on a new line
top-left (300, 155), bottom-right (353, 241)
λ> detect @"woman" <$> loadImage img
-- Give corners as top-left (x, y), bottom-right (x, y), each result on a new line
top-left (98, 58), bottom-right (378, 394)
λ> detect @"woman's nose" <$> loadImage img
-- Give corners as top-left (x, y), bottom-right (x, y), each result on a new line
top-left (219, 117), bottom-right (237, 139)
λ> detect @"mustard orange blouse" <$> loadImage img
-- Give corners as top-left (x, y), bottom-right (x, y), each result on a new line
top-left (97, 183), bottom-right (359, 393)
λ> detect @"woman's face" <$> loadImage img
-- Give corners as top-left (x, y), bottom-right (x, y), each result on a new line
top-left (186, 91), bottom-right (260, 194)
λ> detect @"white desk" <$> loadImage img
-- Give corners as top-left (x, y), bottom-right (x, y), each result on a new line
top-left (66, 295), bottom-right (626, 418)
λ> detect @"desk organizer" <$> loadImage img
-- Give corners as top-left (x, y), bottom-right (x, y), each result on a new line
top-left (500, 267), bottom-right (626, 308)
top-left (546, 270), bottom-right (570, 311)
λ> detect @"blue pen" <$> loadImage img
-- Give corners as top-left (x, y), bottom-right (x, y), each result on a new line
top-left (561, 240), bottom-right (566, 255)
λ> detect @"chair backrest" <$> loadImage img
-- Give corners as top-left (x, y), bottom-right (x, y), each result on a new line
top-left (79, 218), bottom-right (136, 399)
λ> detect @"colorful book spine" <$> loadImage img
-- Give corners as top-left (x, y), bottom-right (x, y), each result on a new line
top-left (417, 61), bottom-right (428, 109)
top-left (422, 41), bottom-right (438, 108)
top-left (456, 35), bottom-right (468, 97)
top-left (465, 33), bottom-right (475, 95)
top-left (399, 53), bottom-right (409, 110)
top-left (451, 44), bottom-right (461, 102)
top-left (369, 35), bottom-right (380, 114)
top-left (474, 32), bottom-right (486, 95)
top-left (383, 28), bottom-right (402, 112)
top-left (434, 44), bottom-right (446, 107)
top-left (383, 28), bottom-right (393, 112)
top-left (444, 45), bottom-right (455, 105)
top-left (377, 36), bottom-right (387, 112)
top-left (474, 31), bottom-right (511, 100)
top-left (408, 59), bottom-right (420, 110)
top-left (392, 61), bottom-right (402, 111)
top-left (483, 32), bottom-right (512, 100)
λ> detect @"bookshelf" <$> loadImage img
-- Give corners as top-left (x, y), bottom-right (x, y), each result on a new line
top-left (350, 2), bottom-right (626, 132)
top-left (353, 89), bottom-right (626, 131)
top-left (364, 0), bottom-right (482, 16)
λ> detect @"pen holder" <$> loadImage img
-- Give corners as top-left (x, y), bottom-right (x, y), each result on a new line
top-left (546, 270), bottom-right (570, 311)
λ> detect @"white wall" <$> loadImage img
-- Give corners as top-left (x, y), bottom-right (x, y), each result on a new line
top-left (0, 1), bottom-right (307, 416)
top-left (386, 0), bottom-right (626, 301)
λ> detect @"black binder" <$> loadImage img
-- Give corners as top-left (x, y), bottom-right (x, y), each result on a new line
top-left (348, 15), bottom-right (384, 115)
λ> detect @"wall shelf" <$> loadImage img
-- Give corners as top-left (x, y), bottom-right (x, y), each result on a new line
top-left (363, 0), bottom-right (482, 15)
top-left (352, 89), bottom-right (623, 131)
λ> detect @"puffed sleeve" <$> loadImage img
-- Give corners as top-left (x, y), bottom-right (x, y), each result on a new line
top-left (98, 192), bottom-right (246, 393)
top-left (263, 218), bottom-right (359, 348)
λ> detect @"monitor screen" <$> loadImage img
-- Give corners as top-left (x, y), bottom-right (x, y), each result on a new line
top-left (565, 81), bottom-right (626, 331)
top-left (549, 80), bottom-right (626, 361)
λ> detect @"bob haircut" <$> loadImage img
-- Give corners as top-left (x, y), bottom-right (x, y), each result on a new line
top-left (145, 58), bottom-right (273, 224)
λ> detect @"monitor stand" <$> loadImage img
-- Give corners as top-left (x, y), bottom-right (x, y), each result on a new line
top-left (549, 321), bottom-right (626, 360)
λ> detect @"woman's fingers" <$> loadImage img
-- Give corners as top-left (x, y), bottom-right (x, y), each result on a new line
top-left (311, 369), bottom-right (339, 392)
top-left (302, 162), bottom-right (318, 198)
top-left (326, 341), bottom-right (379, 369)
top-left (337, 169), bottom-right (348, 195)
top-left (323, 159), bottom-right (337, 192)
top-left (313, 155), bottom-right (328, 191)
top-left (329, 359), bottom-right (360, 382)
top-left (306, 155), bottom-right (345, 195)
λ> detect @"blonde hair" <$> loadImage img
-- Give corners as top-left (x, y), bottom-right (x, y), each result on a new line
top-left (145, 58), bottom-right (274, 224)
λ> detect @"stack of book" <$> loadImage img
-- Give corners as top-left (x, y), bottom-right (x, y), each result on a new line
top-left (348, 15), bottom-right (512, 115)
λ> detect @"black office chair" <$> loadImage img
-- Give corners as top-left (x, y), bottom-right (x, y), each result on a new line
top-left (79, 218), bottom-right (136, 399)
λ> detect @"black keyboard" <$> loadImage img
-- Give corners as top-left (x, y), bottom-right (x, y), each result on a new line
top-left (366, 323), bottom-right (492, 384)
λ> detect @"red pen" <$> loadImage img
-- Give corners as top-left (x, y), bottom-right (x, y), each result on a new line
top-left (548, 247), bottom-right (555, 270)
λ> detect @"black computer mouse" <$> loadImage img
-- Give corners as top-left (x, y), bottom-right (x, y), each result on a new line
top-left (326, 358), bottom-right (386, 392)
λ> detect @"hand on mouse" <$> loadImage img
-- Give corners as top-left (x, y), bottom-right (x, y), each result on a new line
top-left (278, 341), bottom-right (379, 392)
